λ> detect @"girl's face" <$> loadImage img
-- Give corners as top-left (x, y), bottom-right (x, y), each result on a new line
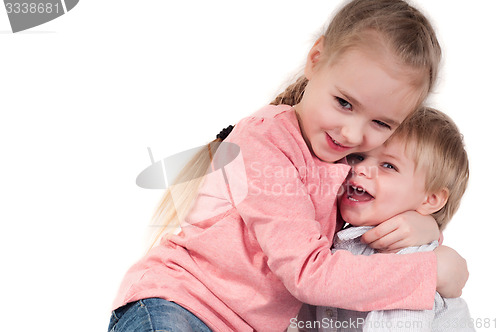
top-left (294, 38), bottom-right (422, 163)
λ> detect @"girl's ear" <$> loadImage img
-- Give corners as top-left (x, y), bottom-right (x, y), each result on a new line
top-left (304, 36), bottom-right (325, 80)
top-left (416, 188), bottom-right (449, 215)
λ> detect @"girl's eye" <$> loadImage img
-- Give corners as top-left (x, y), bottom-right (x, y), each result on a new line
top-left (382, 162), bottom-right (397, 171)
top-left (336, 97), bottom-right (352, 110)
top-left (373, 120), bottom-right (391, 130)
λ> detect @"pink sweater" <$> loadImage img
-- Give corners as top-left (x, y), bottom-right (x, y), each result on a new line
top-left (111, 105), bottom-right (436, 332)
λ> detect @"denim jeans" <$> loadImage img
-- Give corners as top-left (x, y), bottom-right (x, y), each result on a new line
top-left (108, 298), bottom-right (212, 332)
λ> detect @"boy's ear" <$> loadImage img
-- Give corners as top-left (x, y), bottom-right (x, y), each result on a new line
top-left (304, 36), bottom-right (325, 80)
top-left (416, 188), bottom-right (449, 215)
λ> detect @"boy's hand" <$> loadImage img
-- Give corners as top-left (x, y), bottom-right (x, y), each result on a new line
top-left (435, 245), bottom-right (468, 297)
top-left (361, 211), bottom-right (440, 253)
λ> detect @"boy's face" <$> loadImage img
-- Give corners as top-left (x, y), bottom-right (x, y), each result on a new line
top-left (339, 138), bottom-right (429, 226)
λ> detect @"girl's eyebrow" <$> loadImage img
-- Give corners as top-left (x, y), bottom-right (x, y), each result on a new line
top-left (338, 87), bottom-right (400, 128)
top-left (379, 117), bottom-right (401, 128)
top-left (337, 88), bottom-right (362, 108)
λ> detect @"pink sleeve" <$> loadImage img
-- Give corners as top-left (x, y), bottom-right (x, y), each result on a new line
top-left (228, 116), bottom-right (436, 311)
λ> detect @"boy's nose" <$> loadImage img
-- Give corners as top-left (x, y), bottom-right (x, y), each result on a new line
top-left (353, 164), bottom-right (367, 176)
top-left (352, 163), bottom-right (375, 179)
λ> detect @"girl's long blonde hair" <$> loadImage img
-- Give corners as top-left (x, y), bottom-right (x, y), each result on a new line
top-left (147, 139), bottom-right (224, 249)
top-left (149, 0), bottom-right (442, 249)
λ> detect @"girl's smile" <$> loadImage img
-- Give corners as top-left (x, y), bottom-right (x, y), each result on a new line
top-left (325, 133), bottom-right (353, 152)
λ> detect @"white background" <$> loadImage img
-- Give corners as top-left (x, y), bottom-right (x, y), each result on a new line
top-left (1, 1), bottom-right (499, 331)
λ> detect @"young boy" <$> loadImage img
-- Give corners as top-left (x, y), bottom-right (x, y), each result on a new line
top-left (294, 107), bottom-right (474, 332)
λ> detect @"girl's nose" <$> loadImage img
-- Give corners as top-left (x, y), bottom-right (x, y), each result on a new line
top-left (341, 122), bottom-right (363, 146)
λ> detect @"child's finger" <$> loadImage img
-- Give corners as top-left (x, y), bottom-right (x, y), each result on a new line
top-left (377, 238), bottom-right (409, 253)
top-left (366, 229), bottom-right (403, 250)
top-left (376, 247), bottom-right (401, 254)
top-left (361, 219), bottom-right (397, 245)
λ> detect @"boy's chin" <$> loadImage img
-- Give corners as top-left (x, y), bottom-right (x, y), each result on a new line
top-left (343, 217), bottom-right (381, 227)
top-left (346, 221), bottom-right (370, 227)
top-left (341, 209), bottom-right (386, 227)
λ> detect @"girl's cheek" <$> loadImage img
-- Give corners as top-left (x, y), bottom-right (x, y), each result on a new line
top-left (362, 134), bottom-right (377, 151)
top-left (365, 132), bottom-right (389, 151)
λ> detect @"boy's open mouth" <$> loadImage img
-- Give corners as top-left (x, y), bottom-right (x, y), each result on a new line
top-left (346, 184), bottom-right (374, 202)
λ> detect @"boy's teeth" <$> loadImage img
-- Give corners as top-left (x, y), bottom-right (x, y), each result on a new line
top-left (347, 184), bottom-right (374, 202)
top-left (352, 185), bottom-right (365, 193)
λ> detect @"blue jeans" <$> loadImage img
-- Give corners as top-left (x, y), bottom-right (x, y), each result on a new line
top-left (108, 298), bottom-right (212, 332)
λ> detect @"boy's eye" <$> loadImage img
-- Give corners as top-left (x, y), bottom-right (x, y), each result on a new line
top-left (347, 154), bottom-right (364, 165)
top-left (382, 162), bottom-right (397, 171)
top-left (336, 97), bottom-right (352, 110)
top-left (373, 120), bottom-right (391, 130)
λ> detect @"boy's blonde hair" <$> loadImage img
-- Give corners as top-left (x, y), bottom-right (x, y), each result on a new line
top-left (387, 107), bottom-right (469, 230)
top-left (272, 0), bottom-right (441, 108)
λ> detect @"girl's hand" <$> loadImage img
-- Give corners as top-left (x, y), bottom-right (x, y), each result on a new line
top-left (435, 245), bottom-right (468, 297)
top-left (361, 211), bottom-right (440, 253)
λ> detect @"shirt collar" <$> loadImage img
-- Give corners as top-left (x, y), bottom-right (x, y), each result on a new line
top-left (335, 226), bottom-right (374, 242)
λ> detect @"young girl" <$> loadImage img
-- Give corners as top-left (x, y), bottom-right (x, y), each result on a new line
top-left (108, 1), bottom-right (468, 331)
